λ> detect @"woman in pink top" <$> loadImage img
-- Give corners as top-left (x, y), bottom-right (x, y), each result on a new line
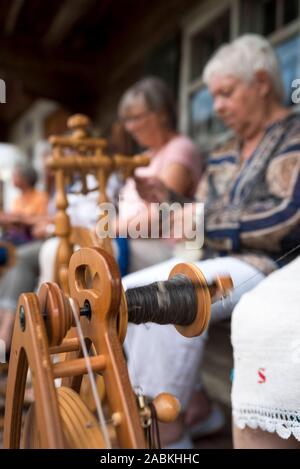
top-left (116, 77), bottom-right (202, 272)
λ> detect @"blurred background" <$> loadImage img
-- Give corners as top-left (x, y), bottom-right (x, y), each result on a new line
top-left (0, 0), bottom-right (299, 207)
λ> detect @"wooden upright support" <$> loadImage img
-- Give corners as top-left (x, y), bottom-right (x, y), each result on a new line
top-left (47, 113), bottom-right (149, 292)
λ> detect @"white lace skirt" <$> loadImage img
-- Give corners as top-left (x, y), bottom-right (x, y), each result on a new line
top-left (231, 256), bottom-right (300, 441)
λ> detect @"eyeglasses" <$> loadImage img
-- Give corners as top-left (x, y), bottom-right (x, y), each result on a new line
top-left (120, 111), bottom-right (152, 124)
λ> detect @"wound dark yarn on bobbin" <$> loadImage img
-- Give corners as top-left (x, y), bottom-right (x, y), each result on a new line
top-left (126, 274), bottom-right (197, 326)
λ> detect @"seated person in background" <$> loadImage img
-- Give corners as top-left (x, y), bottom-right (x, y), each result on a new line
top-left (231, 255), bottom-right (300, 449)
top-left (122, 35), bottom-right (300, 447)
top-left (0, 163), bottom-right (50, 350)
top-left (0, 162), bottom-right (48, 245)
top-left (115, 76), bottom-right (202, 273)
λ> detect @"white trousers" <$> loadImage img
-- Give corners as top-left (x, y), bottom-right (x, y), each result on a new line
top-left (123, 256), bottom-right (265, 409)
top-left (38, 237), bottom-right (60, 286)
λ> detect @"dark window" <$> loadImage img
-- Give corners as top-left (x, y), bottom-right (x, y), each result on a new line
top-left (263, 0), bottom-right (299, 35)
top-left (263, 0), bottom-right (277, 35)
top-left (189, 87), bottom-right (226, 146)
top-left (143, 35), bottom-right (180, 99)
top-left (276, 35), bottom-right (300, 105)
top-left (283, 0), bottom-right (299, 25)
top-left (190, 10), bottom-right (230, 82)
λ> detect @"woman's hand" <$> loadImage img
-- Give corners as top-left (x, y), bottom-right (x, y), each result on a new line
top-left (0, 212), bottom-right (23, 225)
top-left (134, 176), bottom-right (169, 203)
top-left (32, 220), bottom-right (54, 239)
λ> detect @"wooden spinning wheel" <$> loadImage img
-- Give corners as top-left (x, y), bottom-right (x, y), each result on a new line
top-left (3, 247), bottom-right (232, 449)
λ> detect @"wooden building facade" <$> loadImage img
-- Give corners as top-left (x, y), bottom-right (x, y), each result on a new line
top-left (0, 0), bottom-right (299, 150)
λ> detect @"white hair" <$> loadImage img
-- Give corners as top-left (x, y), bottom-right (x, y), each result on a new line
top-left (203, 34), bottom-right (284, 101)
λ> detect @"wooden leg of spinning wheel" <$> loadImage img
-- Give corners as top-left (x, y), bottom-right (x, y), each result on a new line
top-left (3, 293), bottom-right (65, 448)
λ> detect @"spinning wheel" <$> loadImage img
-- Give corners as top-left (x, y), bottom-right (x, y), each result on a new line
top-left (3, 247), bottom-right (232, 448)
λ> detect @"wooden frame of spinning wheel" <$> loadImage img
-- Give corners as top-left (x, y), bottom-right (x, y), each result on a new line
top-left (3, 247), bottom-right (145, 449)
top-left (3, 245), bottom-right (232, 448)
top-left (47, 113), bottom-right (149, 294)
top-left (30, 113), bottom-right (150, 443)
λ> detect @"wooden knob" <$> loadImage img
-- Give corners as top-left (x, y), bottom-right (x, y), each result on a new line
top-left (152, 393), bottom-right (181, 423)
top-left (67, 114), bottom-right (91, 138)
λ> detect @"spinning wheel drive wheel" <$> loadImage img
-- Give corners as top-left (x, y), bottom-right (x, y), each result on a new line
top-left (4, 246), bottom-right (232, 449)
top-left (4, 248), bottom-right (146, 448)
top-left (22, 387), bottom-right (106, 449)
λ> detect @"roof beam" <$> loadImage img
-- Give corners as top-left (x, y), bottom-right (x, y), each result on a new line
top-left (43, 0), bottom-right (98, 49)
top-left (0, 37), bottom-right (94, 81)
top-left (97, 0), bottom-right (185, 83)
top-left (0, 39), bottom-right (97, 110)
top-left (3, 0), bottom-right (25, 36)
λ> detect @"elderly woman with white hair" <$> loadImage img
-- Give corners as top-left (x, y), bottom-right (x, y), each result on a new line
top-left (122, 34), bottom-right (300, 448)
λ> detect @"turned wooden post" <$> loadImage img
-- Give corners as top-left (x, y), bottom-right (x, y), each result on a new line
top-left (47, 113), bottom-right (149, 292)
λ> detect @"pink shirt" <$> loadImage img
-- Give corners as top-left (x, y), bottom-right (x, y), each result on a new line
top-left (119, 135), bottom-right (202, 219)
